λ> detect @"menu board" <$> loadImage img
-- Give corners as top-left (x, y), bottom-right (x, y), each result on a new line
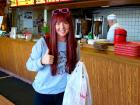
top-left (46, 0), bottom-right (72, 3)
top-left (60, 0), bottom-right (72, 1)
top-left (17, 0), bottom-right (34, 6)
top-left (36, 0), bottom-right (46, 4)
top-left (46, 0), bottom-right (58, 3)
top-left (59, 0), bottom-right (73, 2)
top-left (11, 0), bottom-right (17, 7)
top-left (10, 0), bottom-right (73, 7)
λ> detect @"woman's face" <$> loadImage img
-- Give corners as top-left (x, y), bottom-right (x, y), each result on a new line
top-left (55, 21), bottom-right (70, 38)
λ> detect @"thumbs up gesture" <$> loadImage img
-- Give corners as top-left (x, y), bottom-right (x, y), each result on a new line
top-left (41, 49), bottom-right (54, 65)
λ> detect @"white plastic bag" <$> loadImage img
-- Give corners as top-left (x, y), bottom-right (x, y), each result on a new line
top-left (63, 61), bottom-right (92, 105)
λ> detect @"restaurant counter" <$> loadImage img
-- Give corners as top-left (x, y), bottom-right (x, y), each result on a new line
top-left (0, 37), bottom-right (35, 81)
top-left (80, 44), bottom-right (140, 105)
top-left (0, 37), bottom-right (140, 105)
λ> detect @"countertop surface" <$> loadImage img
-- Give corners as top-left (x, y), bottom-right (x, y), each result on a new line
top-left (1, 37), bottom-right (140, 66)
top-left (80, 43), bottom-right (140, 66)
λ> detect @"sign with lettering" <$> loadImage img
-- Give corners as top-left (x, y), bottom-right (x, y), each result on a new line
top-left (10, 0), bottom-right (73, 7)
top-left (17, 0), bottom-right (34, 6)
top-left (36, 0), bottom-right (46, 4)
top-left (46, 0), bottom-right (72, 3)
top-left (11, 0), bottom-right (17, 7)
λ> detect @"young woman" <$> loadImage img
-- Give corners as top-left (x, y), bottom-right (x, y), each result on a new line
top-left (26, 8), bottom-right (79, 105)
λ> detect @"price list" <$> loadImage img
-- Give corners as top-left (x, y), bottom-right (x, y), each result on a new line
top-left (17, 0), bottom-right (34, 6)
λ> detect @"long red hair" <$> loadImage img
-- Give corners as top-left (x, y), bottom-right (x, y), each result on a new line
top-left (46, 11), bottom-right (77, 75)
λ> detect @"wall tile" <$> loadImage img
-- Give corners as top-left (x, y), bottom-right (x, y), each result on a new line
top-left (92, 6), bottom-right (140, 41)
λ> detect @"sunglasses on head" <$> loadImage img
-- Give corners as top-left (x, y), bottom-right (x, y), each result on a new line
top-left (52, 8), bottom-right (70, 16)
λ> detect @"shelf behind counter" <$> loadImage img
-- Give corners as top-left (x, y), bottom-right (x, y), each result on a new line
top-left (0, 37), bottom-right (140, 105)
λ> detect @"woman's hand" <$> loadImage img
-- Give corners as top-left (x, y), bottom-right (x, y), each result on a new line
top-left (41, 49), bottom-right (54, 65)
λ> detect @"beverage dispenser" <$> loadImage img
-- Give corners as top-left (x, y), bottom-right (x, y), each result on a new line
top-left (93, 16), bottom-right (103, 39)
top-left (75, 18), bottom-right (82, 39)
top-left (81, 18), bottom-right (92, 36)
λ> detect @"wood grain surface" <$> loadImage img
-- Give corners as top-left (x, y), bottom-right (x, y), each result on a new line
top-left (0, 95), bottom-right (15, 105)
top-left (80, 47), bottom-right (140, 105)
top-left (0, 37), bottom-right (36, 81)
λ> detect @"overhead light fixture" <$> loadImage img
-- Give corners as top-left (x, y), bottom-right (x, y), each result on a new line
top-left (101, 5), bottom-right (110, 8)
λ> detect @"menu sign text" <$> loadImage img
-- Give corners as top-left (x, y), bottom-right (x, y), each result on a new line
top-left (11, 0), bottom-right (17, 7)
top-left (36, 0), bottom-right (46, 4)
top-left (17, 0), bottom-right (34, 6)
top-left (10, 0), bottom-right (73, 7)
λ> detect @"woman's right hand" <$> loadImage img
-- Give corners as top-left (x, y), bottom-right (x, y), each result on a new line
top-left (41, 49), bottom-right (54, 65)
